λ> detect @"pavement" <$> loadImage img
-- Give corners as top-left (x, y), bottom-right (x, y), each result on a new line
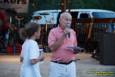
top-left (0, 53), bottom-right (115, 77)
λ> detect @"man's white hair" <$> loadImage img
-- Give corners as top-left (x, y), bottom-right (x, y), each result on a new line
top-left (60, 12), bottom-right (72, 18)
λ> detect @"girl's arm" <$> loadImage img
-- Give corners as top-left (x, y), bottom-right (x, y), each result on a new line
top-left (30, 55), bottom-right (44, 64)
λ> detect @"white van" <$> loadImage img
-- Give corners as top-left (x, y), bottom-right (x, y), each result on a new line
top-left (32, 9), bottom-right (115, 23)
top-left (31, 9), bottom-right (115, 32)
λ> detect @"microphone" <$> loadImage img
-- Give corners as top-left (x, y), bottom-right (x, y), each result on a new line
top-left (66, 24), bottom-right (71, 38)
top-left (64, 29), bottom-right (70, 38)
top-left (67, 32), bottom-right (70, 38)
top-left (65, 24), bottom-right (71, 38)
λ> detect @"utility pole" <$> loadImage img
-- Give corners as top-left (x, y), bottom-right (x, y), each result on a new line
top-left (60, 0), bottom-right (66, 12)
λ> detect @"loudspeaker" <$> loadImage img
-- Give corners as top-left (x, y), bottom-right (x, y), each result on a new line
top-left (99, 32), bottom-right (115, 65)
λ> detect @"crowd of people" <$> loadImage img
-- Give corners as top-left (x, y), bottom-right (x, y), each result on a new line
top-left (0, 8), bottom-right (20, 53)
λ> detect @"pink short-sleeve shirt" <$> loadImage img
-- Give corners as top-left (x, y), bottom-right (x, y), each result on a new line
top-left (48, 26), bottom-right (77, 62)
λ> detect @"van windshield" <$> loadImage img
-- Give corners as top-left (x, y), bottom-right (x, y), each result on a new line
top-left (92, 12), bottom-right (115, 18)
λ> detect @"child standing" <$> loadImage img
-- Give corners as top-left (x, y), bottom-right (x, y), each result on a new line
top-left (20, 22), bottom-right (44, 77)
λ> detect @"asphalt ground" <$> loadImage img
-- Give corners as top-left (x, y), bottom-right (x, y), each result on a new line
top-left (0, 53), bottom-right (115, 77)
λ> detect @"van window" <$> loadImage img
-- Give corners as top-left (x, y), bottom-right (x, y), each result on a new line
top-left (71, 12), bottom-right (78, 18)
top-left (92, 12), bottom-right (115, 18)
top-left (80, 13), bottom-right (90, 18)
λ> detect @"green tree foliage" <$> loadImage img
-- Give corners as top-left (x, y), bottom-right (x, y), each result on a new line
top-left (29, 0), bottom-right (115, 11)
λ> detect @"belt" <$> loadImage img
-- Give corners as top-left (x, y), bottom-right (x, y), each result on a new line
top-left (51, 60), bottom-right (75, 65)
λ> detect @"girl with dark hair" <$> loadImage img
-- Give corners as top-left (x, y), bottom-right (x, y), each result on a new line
top-left (20, 22), bottom-right (44, 77)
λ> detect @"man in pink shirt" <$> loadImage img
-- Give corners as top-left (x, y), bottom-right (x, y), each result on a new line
top-left (48, 12), bottom-right (77, 77)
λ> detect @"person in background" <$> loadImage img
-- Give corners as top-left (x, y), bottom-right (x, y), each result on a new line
top-left (20, 22), bottom-right (44, 77)
top-left (0, 8), bottom-right (9, 47)
top-left (48, 12), bottom-right (78, 77)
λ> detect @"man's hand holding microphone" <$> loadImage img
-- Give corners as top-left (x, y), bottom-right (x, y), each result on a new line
top-left (63, 24), bottom-right (71, 38)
